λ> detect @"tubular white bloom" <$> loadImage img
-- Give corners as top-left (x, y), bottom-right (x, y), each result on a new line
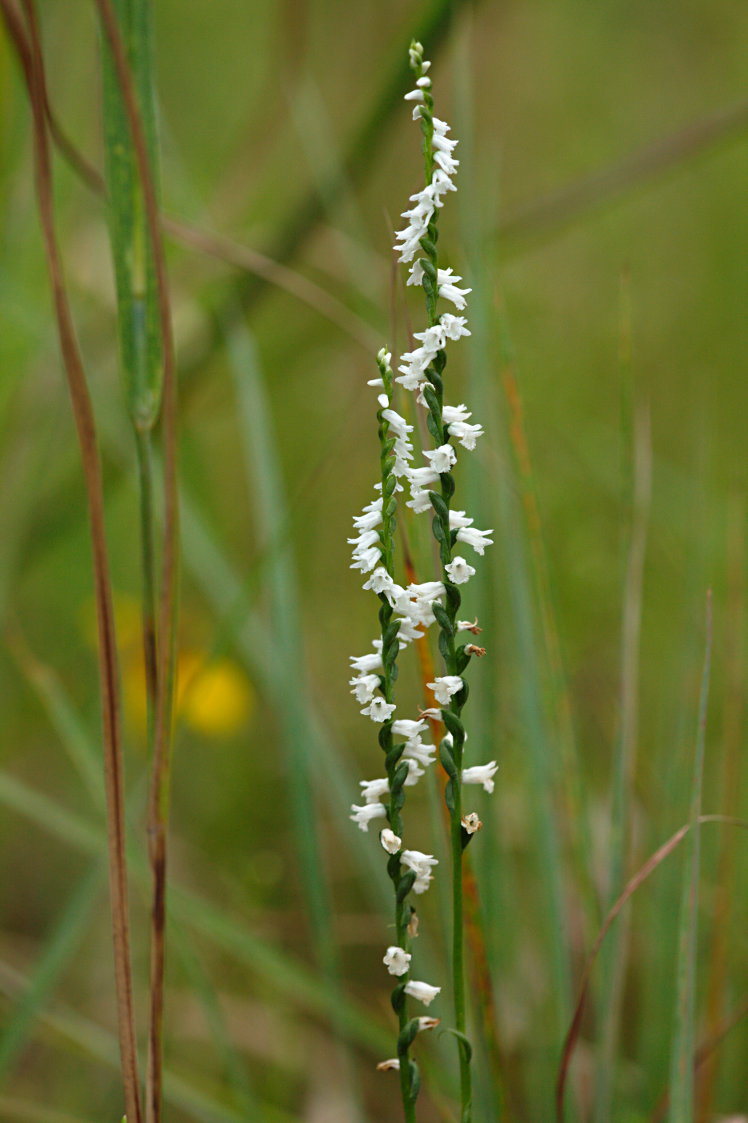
top-left (384, 945), bottom-right (412, 976)
top-left (437, 268), bottom-right (471, 310)
top-left (348, 528), bottom-right (380, 551)
top-left (377, 347), bottom-right (392, 366)
top-left (350, 545), bottom-right (382, 573)
top-left (404, 980), bottom-right (441, 1006)
top-left (361, 697), bottom-right (397, 723)
top-left (449, 509), bottom-right (474, 529)
top-left (448, 420), bottom-right (484, 450)
top-left (456, 618), bottom-right (482, 635)
top-left (352, 498), bottom-right (382, 531)
top-left (428, 675), bottom-right (463, 705)
top-left (403, 738), bottom-right (436, 768)
top-left (401, 849), bottom-right (439, 893)
top-left (406, 488), bottom-right (434, 514)
top-left (349, 673), bottom-right (381, 704)
top-left (382, 408), bottom-right (413, 438)
top-left (362, 567), bottom-right (404, 605)
top-left (456, 526), bottom-right (494, 555)
top-left (462, 761), bottom-right (499, 793)
top-left (377, 1058), bottom-right (400, 1072)
top-left (395, 615), bottom-right (424, 643)
top-left (392, 718), bottom-right (428, 740)
top-left (350, 643), bottom-right (383, 673)
top-left (380, 828), bottom-right (402, 854)
top-left (439, 313), bottom-right (470, 341)
top-left (404, 88), bottom-right (424, 103)
top-left (445, 555), bottom-right (476, 585)
top-left (403, 758), bottom-right (425, 786)
top-left (350, 802), bottom-right (387, 831)
top-left (367, 376), bottom-right (385, 389)
top-left (413, 323), bottom-right (446, 352)
top-left (360, 777), bottom-right (390, 803)
top-left (424, 444), bottom-right (457, 475)
top-left (408, 465), bottom-right (440, 491)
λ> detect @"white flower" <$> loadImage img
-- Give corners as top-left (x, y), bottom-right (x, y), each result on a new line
top-left (440, 313), bottom-right (470, 340)
top-left (456, 526), bottom-right (493, 555)
top-left (404, 980), bottom-right (441, 1006)
top-left (404, 88), bottom-right (424, 103)
top-left (430, 168), bottom-right (457, 202)
top-left (360, 777), bottom-right (390, 803)
top-left (362, 566), bottom-right (404, 605)
top-left (377, 1058), bottom-right (400, 1072)
top-left (350, 802), bottom-right (387, 831)
top-left (406, 488), bottom-right (433, 514)
top-left (461, 812), bottom-right (483, 835)
top-left (462, 761), bottom-right (499, 793)
top-left (408, 465), bottom-right (440, 491)
top-left (361, 697), bottom-right (397, 723)
top-left (352, 498), bottom-right (382, 531)
top-left (424, 444), bottom-right (457, 475)
top-left (396, 615), bottom-right (423, 643)
top-left (350, 545), bottom-right (382, 573)
top-left (437, 268), bottom-right (471, 310)
top-left (445, 555), bottom-right (476, 585)
top-left (403, 738), bottom-right (436, 768)
top-left (449, 509), bottom-right (473, 529)
top-left (380, 828), bottom-right (401, 854)
top-left (403, 758), bottom-right (425, 786)
top-left (382, 408), bottom-right (413, 438)
top-left (401, 849), bottom-right (439, 893)
top-left (416, 1017), bottom-right (440, 1030)
top-left (448, 420), bottom-right (484, 450)
top-left (428, 675), bottom-right (463, 705)
top-left (350, 644), bottom-right (383, 673)
top-left (413, 323), bottom-right (446, 353)
top-left (377, 347), bottom-right (392, 367)
top-left (384, 945), bottom-right (412, 976)
top-left (456, 618), bottom-right (482, 635)
top-left (392, 718), bottom-right (428, 741)
top-left (349, 673), bottom-right (381, 704)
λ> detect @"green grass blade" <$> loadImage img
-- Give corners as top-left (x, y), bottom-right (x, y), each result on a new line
top-left (100, 0), bottom-right (162, 429)
top-left (667, 593), bottom-right (712, 1123)
top-left (0, 861), bottom-right (104, 1085)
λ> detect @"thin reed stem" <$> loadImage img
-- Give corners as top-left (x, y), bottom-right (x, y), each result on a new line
top-left (3, 2), bottom-right (143, 1119)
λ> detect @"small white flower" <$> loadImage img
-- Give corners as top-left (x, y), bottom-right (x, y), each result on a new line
top-left (350, 545), bottom-right (382, 573)
top-left (360, 777), bottom-right (390, 803)
top-left (377, 347), bottom-right (392, 367)
top-left (362, 566), bottom-right (404, 605)
top-left (392, 718), bottom-right (428, 741)
top-left (408, 465), bottom-right (440, 490)
top-left (350, 644), bottom-right (383, 673)
top-left (445, 555), bottom-right (476, 585)
top-left (406, 488), bottom-right (434, 514)
top-left (404, 88), bottom-right (424, 103)
top-left (461, 812), bottom-right (483, 835)
top-left (416, 1017), bottom-right (440, 1031)
top-left (380, 828), bottom-right (401, 854)
top-left (437, 268), bottom-right (471, 310)
top-left (403, 758), bottom-right (425, 786)
top-left (396, 615), bottom-right (423, 643)
top-left (449, 509), bottom-right (474, 529)
top-left (462, 761), bottom-right (499, 793)
top-left (428, 675), bottom-right (463, 705)
top-left (404, 980), bottom-right (441, 1006)
top-left (440, 313), bottom-right (470, 341)
top-left (401, 849), bottom-right (439, 893)
top-left (403, 738), bottom-right (436, 768)
top-left (416, 75), bottom-right (431, 89)
top-left (361, 697), bottom-right (397, 723)
top-left (382, 408), bottom-right (413, 438)
top-left (456, 618), bottom-right (482, 635)
top-left (424, 444), bottom-right (457, 475)
top-left (448, 420), bottom-right (484, 450)
top-left (350, 802), bottom-right (387, 831)
top-left (349, 673), bottom-right (381, 704)
top-left (352, 499), bottom-right (382, 531)
top-left (377, 1058), bottom-right (400, 1072)
top-left (407, 259), bottom-right (425, 287)
top-left (456, 526), bottom-right (494, 555)
top-left (384, 945), bottom-right (412, 976)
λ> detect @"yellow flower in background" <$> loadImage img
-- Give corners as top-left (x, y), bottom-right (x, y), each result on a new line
top-left (82, 594), bottom-right (254, 740)
top-left (176, 652), bottom-right (253, 738)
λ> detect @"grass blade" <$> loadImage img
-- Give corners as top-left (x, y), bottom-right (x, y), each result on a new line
top-left (667, 592), bottom-right (712, 1123)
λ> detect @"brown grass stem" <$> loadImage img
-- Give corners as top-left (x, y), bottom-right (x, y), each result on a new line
top-left (555, 814), bottom-right (748, 1123)
top-left (2, 2), bottom-right (143, 1119)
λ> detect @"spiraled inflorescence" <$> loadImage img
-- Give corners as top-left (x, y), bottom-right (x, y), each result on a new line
top-left (348, 40), bottom-right (496, 1120)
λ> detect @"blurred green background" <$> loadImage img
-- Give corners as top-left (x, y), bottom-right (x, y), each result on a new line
top-left (1, 1), bottom-right (748, 1120)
